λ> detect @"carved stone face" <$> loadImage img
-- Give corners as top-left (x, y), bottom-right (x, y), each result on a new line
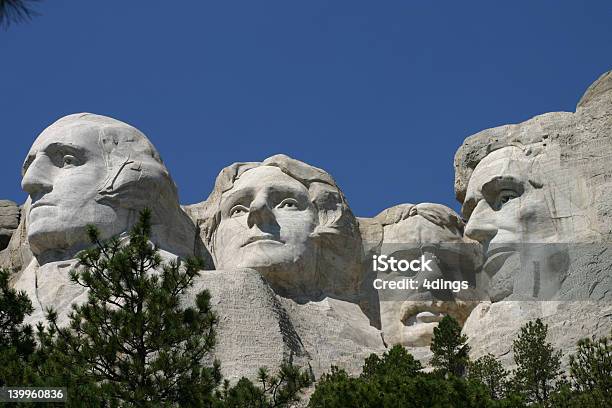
top-left (377, 204), bottom-right (479, 347)
top-left (21, 123), bottom-right (124, 260)
top-left (213, 166), bottom-right (318, 291)
top-left (463, 146), bottom-right (563, 300)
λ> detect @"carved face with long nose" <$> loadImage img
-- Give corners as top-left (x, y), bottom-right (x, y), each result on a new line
top-left (21, 122), bottom-right (123, 261)
top-left (213, 165), bottom-right (319, 293)
top-left (462, 145), bottom-right (563, 300)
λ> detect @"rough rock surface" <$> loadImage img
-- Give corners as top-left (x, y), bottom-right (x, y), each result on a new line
top-left (278, 296), bottom-right (386, 377)
top-left (183, 269), bottom-right (310, 382)
top-left (0, 200), bottom-right (19, 251)
top-left (0, 199), bottom-right (32, 273)
top-left (463, 301), bottom-right (612, 372)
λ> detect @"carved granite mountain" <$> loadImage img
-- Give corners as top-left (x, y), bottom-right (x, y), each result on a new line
top-left (454, 70), bottom-right (612, 368)
top-left (2, 69), bottom-right (610, 382)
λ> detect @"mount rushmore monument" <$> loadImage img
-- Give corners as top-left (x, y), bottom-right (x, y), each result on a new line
top-left (1, 71), bottom-right (611, 381)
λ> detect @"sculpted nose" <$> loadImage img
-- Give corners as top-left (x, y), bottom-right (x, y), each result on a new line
top-left (21, 156), bottom-right (53, 197)
top-left (464, 200), bottom-right (498, 246)
top-left (247, 195), bottom-right (275, 228)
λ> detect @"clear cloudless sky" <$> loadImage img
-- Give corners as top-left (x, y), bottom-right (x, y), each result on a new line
top-left (1, 1), bottom-right (611, 216)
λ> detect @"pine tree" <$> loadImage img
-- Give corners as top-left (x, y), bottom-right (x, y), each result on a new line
top-left (511, 318), bottom-right (562, 405)
top-left (220, 359), bottom-right (312, 408)
top-left (568, 330), bottom-right (611, 404)
top-left (430, 315), bottom-right (470, 377)
top-left (0, 268), bottom-right (36, 386)
top-left (308, 347), bottom-right (496, 408)
top-left (361, 344), bottom-right (422, 380)
top-left (467, 354), bottom-right (509, 400)
top-left (0, 0), bottom-right (40, 28)
top-left (36, 209), bottom-right (221, 407)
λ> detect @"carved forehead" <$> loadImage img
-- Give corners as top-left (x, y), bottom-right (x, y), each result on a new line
top-left (28, 122), bottom-right (102, 156)
top-left (383, 216), bottom-right (461, 243)
top-left (226, 165), bottom-right (309, 195)
top-left (466, 146), bottom-right (530, 193)
top-left (29, 114), bottom-right (159, 161)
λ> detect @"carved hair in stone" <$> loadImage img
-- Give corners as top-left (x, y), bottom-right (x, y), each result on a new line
top-left (374, 203), bottom-right (481, 347)
top-left (190, 154), bottom-right (363, 300)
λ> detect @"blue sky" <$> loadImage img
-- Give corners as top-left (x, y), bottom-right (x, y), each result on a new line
top-left (1, 1), bottom-right (611, 216)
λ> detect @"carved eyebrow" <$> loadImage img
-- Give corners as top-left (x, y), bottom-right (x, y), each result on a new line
top-left (21, 142), bottom-right (85, 175)
top-left (462, 175), bottom-right (524, 219)
top-left (481, 175), bottom-right (524, 199)
top-left (44, 142), bottom-right (83, 155)
top-left (220, 187), bottom-right (254, 208)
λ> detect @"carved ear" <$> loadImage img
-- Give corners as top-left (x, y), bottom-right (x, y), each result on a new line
top-left (96, 127), bottom-right (176, 213)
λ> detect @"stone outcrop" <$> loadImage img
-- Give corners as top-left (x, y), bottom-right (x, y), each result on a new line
top-left (0, 200), bottom-right (19, 251)
top-left (463, 301), bottom-right (612, 372)
top-left (0, 199), bottom-right (32, 273)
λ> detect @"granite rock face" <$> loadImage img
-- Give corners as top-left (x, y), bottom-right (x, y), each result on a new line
top-left (463, 301), bottom-right (612, 372)
top-left (182, 269), bottom-right (310, 382)
top-left (0, 199), bottom-right (32, 274)
top-left (0, 200), bottom-right (19, 251)
top-left (455, 70), bottom-right (612, 365)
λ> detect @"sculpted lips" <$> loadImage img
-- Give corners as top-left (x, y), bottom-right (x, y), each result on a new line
top-left (241, 234), bottom-right (283, 247)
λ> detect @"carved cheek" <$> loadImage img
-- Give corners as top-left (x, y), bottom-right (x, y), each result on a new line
top-left (516, 196), bottom-right (556, 240)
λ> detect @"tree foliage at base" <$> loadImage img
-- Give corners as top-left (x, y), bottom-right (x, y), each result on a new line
top-left (511, 318), bottom-right (562, 405)
top-left (309, 319), bottom-right (612, 408)
top-left (309, 344), bottom-right (497, 408)
top-left (468, 354), bottom-right (509, 400)
top-left (430, 314), bottom-right (470, 377)
top-left (36, 209), bottom-right (221, 406)
top-left (0, 268), bottom-right (36, 386)
top-left (221, 360), bottom-right (312, 408)
top-left (565, 330), bottom-right (611, 406)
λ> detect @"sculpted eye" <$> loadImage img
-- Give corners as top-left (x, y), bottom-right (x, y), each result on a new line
top-left (277, 198), bottom-right (299, 210)
top-left (63, 155), bottom-right (78, 167)
top-left (495, 189), bottom-right (520, 209)
top-left (230, 205), bottom-right (249, 217)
